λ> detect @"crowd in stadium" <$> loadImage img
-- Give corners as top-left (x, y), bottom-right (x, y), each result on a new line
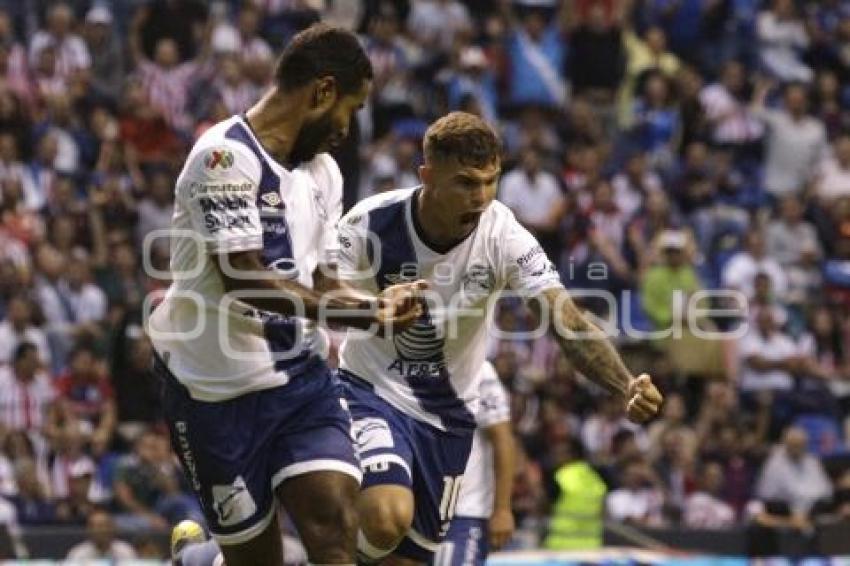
top-left (0, 0), bottom-right (849, 559)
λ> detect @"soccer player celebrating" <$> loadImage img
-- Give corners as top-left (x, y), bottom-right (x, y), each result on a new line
top-left (335, 111), bottom-right (663, 564)
top-left (146, 24), bottom-right (422, 566)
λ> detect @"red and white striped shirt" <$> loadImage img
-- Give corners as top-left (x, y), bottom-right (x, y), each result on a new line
top-left (700, 84), bottom-right (764, 144)
top-left (136, 59), bottom-right (203, 131)
top-left (215, 79), bottom-right (260, 115)
top-left (28, 33), bottom-right (90, 79)
top-left (0, 366), bottom-right (55, 433)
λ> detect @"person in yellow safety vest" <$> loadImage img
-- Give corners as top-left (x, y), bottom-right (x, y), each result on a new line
top-left (544, 436), bottom-right (608, 550)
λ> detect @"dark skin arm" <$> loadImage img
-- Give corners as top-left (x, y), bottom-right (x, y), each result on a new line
top-left (215, 250), bottom-right (423, 333)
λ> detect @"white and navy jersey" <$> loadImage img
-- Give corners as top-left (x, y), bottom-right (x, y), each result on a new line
top-left (456, 361), bottom-right (511, 519)
top-left (146, 115), bottom-right (342, 402)
top-left (337, 187), bottom-right (561, 431)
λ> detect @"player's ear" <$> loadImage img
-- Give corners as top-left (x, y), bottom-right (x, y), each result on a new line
top-left (313, 76), bottom-right (337, 111)
top-left (418, 164), bottom-right (431, 187)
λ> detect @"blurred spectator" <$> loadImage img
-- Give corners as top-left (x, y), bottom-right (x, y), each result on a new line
top-left (811, 70), bottom-right (848, 139)
top-left (756, 0), bottom-right (812, 83)
top-left (113, 431), bottom-right (201, 530)
top-left (0, 343), bottom-right (60, 442)
top-left (210, 54), bottom-right (260, 116)
top-left (640, 229), bottom-right (700, 329)
top-left (111, 322), bottom-right (161, 434)
top-left (766, 196), bottom-right (822, 268)
top-left (755, 426), bottom-right (832, 515)
top-left (66, 509), bottom-right (137, 561)
top-left (27, 3), bottom-right (90, 80)
top-left (129, 11), bottom-right (211, 133)
top-left (21, 131), bottom-right (58, 212)
top-left (443, 46), bottom-right (499, 124)
top-left (611, 150), bottom-right (662, 221)
top-left (606, 458), bottom-right (664, 526)
top-left (0, 296), bottom-right (51, 367)
top-left (581, 397), bottom-right (647, 464)
top-left (618, 25), bottom-right (680, 128)
top-left (500, 146), bottom-right (565, 253)
top-left (815, 133), bottom-right (850, 205)
top-left (47, 419), bottom-right (95, 502)
top-left (362, 4), bottom-right (415, 140)
top-left (407, 0), bottom-right (472, 53)
top-left (83, 6), bottom-right (124, 103)
top-left (505, 4), bottom-right (567, 108)
top-left (568, 1), bottom-right (624, 107)
top-left (134, 0), bottom-right (207, 62)
top-left (212, 4), bottom-right (273, 67)
top-left (700, 60), bottom-right (764, 151)
top-left (55, 457), bottom-right (96, 525)
top-left (646, 393), bottom-right (698, 462)
top-left (754, 82), bottom-right (827, 199)
top-left (544, 436), bottom-right (606, 550)
top-left (8, 458), bottom-right (56, 525)
top-left (722, 229), bottom-right (788, 301)
top-left (737, 307), bottom-right (799, 396)
top-left (632, 70), bottom-right (680, 171)
top-left (135, 167), bottom-right (175, 253)
top-left (55, 345), bottom-right (116, 455)
top-left (683, 462), bottom-right (736, 529)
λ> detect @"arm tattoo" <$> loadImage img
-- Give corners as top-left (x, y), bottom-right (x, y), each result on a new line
top-left (532, 288), bottom-right (632, 398)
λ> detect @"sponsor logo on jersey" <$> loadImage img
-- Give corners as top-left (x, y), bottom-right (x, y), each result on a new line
top-left (204, 213), bottom-right (252, 233)
top-left (461, 264), bottom-right (494, 294)
top-left (260, 191), bottom-right (282, 207)
top-left (516, 245), bottom-right (544, 266)
top-left (204, 149), bottom-right (234, 170)
top-left (188, 181), bottom-right (253, 198)
top-left (198, 195), bottom-right (251, 213)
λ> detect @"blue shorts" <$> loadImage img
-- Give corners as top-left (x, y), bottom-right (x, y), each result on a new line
top-left (433, 517), bottom-right (489, 566)
top-left (157, 353), bottom-right (361, 546)
top-left (339, 370), bottom-right (473, 561)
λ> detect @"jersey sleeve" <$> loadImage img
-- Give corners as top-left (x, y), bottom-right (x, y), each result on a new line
top-left (178, 141), bottom-right (263, 255)
top-left (497, 210), bottom-right (563, 295)
top-left (476, 361), bottom-right (510, 428)
top-left (335, 206), bottom-right (371, 285)
top-left (304, 153), bottom-right (344, 266)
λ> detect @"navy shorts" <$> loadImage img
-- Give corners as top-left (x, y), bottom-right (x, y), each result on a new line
top-left (157, 354), bottom-right (360, 546)
top-left (432, 517), bottom-right (489, 566)
top-left (339, 370), bottom-right (473, 561)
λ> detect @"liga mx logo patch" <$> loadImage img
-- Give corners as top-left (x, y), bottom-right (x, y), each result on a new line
top-left (204, 149), bottom-right (234, 170)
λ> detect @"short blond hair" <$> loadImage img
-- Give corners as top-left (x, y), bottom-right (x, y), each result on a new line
top-left (423, 112), bottom-right (501, 167)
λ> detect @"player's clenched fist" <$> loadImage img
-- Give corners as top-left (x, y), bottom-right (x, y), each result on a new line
top-left (375, 279), bottom-right (429, 335)
top-left (625, 374), bottom-right (663, 423)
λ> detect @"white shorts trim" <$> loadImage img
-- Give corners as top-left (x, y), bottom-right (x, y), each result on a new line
top-left (211, 504), bottom-right (276, 546)
top-left (406, 527), bottom-right (440, 552)
top-left (360, 454), bottom-right (412, 481)
top-left (271, 458), bottom-right (363, 489)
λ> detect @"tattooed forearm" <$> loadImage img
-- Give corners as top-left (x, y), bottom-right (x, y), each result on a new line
top-left (532, 287), bottom-right (632, 398)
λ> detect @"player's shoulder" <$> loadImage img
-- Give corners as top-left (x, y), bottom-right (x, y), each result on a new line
top-left (477, 199), bottom-right (524, 238)
top-left (181, 117), bottom-right (264, 184)
top-left (341, 187), bottom-right (417, 224)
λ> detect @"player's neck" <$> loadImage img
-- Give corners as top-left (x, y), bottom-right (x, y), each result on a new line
top-left (244, 89), bottom-right (304, 167)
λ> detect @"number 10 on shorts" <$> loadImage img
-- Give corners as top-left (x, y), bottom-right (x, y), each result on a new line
top-left (439, 475), bottom-right (463, 522)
